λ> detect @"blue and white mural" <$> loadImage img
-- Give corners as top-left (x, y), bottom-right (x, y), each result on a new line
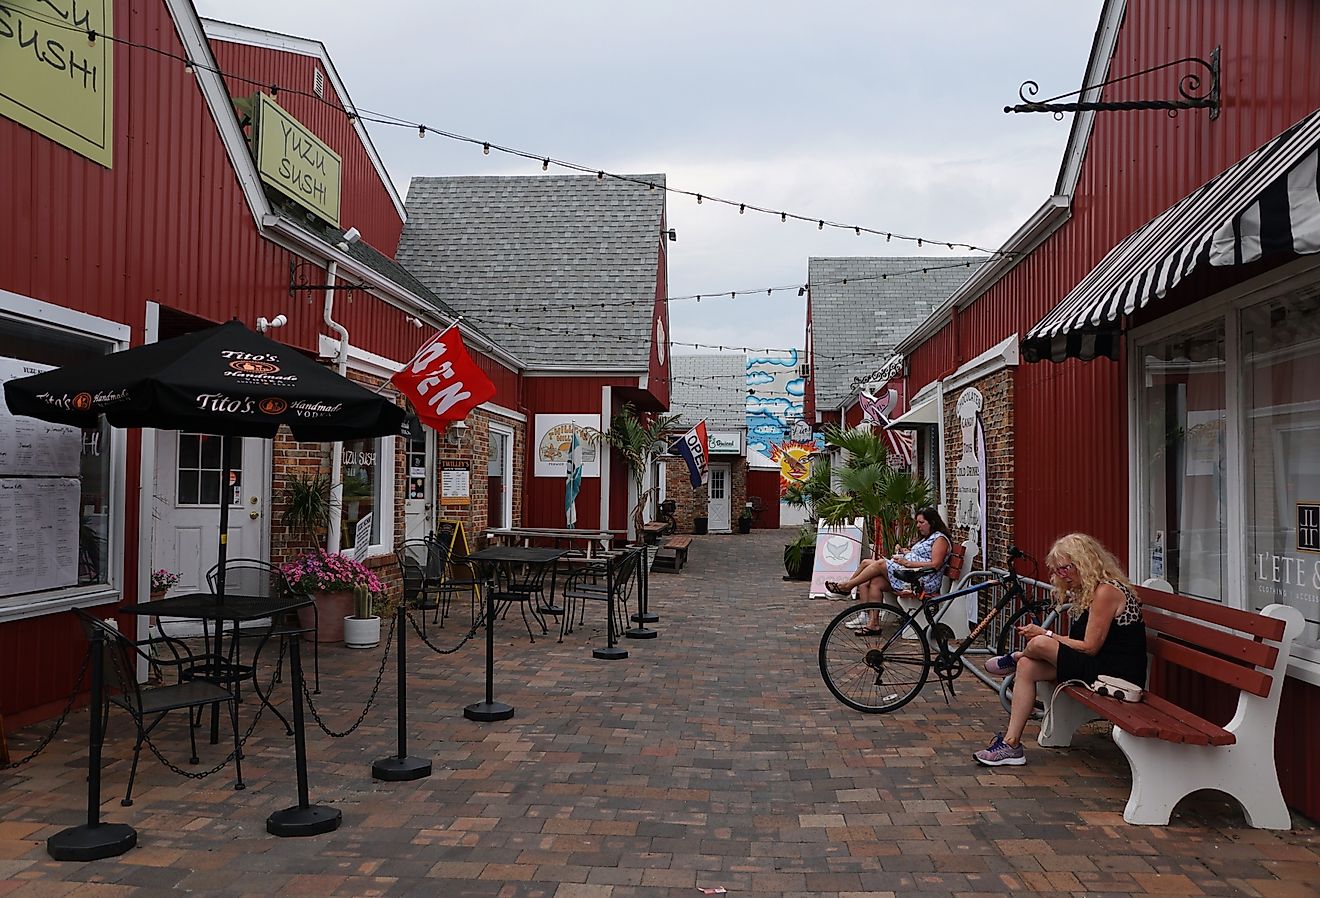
top-left (745, 350), bottom-right (805, 456)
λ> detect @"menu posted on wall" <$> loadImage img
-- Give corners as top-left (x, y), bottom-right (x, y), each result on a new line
top-left (0, 478), bottom-right (80, 596)
top-left (441, 463), bottom-right (470, 507)
top-left (0, 357), bottom-right (82, 477)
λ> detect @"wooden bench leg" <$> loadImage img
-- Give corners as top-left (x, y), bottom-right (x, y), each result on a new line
top-left (1113, 732), bottom-right (1292, 829)
top-left (0, 711), bottom-right (9, 765)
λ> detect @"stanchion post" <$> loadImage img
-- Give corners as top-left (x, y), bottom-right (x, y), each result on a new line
top-left (625, 545), bottom-right (657, 639)
top-left (267, 633), bottom-right (341, 836)
top-left (593, 555), bottom-right (628, 660)
top-left (373, 605), bottom-right (431, 781)
top-left (47, 634), bottom-right (136, 861)
top-left (464, 572), bottom-right (514, 721)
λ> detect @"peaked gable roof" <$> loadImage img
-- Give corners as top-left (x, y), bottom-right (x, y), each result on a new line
top-left (669, 355), bottom-right (746, 431)
top-left (397, 174), bottom-right (667, 369)
top-left (809, 256), bottom-right (979, 408)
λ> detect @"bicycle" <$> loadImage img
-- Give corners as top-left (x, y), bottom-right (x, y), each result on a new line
top-left (818, 546), bottom-right (1061, 713)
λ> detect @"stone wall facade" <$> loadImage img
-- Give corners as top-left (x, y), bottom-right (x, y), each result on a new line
top-left (662, 456), bottom-right (747, 533)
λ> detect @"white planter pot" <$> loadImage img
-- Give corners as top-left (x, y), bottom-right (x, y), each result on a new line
top-left (343, 615), bottom-right (381, 649)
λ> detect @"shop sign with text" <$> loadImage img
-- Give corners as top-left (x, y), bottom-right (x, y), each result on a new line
top-left (708, 431), bottom-right (742, 454)
top-left (255, 93), bottom-right (342, 225)
top-left (0, 0), bottom-right (114, 167)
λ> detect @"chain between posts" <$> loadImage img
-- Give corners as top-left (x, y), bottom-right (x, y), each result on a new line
top-left (0, 650), bottom-right (91, 770)
top-left (405, 608), bottom-right (482, 655)
top-left (299, 612), bottom-right (397, 738)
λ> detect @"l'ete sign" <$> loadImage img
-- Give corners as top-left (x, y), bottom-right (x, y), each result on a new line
top-left (256, 93), bottom-right (342, 226)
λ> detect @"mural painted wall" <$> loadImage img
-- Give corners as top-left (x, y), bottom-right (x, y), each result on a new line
top-left (745, 350), bottom-right (805, 456)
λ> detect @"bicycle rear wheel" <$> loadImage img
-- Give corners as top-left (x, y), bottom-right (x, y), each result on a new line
top-left (819, 602), bottom-right (929, 713)
top-left (995, 601), bottom-right (1061, 657)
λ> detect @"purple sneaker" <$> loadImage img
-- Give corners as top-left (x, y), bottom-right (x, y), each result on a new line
top-left (974, 733), bottom-right (1026, 767)
top-left (984, 653), bottom-right (1018, 676)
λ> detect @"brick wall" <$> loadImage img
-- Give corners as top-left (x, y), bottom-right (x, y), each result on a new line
top-left (942, 368), bottom-right (1015, 574)
top-left (433, 408), bottom-right (525, 545)
top-left (662, 457), bottom-right (747, 532)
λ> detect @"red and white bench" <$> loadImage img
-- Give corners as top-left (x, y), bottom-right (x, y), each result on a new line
top-left (1038, 585), bottom-right (1304, 828)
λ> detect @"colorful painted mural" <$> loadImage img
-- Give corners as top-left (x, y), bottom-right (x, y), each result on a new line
top-left (769, 440), bottom-right (819, 496)
top-left (745, 350), bottom-right (805, 456)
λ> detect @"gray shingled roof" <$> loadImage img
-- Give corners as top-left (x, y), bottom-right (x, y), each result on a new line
top-left (669, 354), bottom-right (746, 430)
top-left (397, 174), bottom-right (667, 369)
top-left (808, 257), bottom-right (980, 408)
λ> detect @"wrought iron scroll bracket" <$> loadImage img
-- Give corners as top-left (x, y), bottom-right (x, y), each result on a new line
top-left (288, 260), bottom-right (367, 299)
top-left (1005, 46), bottom-right (1220, 121)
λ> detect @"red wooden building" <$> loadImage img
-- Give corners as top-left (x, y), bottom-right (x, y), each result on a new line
top-left (893, 0), bottom-right (1320, 820)
top-left (0, 1), bottom-right (667, 735)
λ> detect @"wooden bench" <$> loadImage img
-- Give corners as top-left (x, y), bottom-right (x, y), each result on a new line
top-left (1038, 585), bottom-right (1304, 828)
top-left (652, 535), bottom-right (693, 572)
top-left (641, 521), bottom-right (669, 546)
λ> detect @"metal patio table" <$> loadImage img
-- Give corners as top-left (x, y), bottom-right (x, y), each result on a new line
top-left (120, 592), bottom-right (340, 837)
top-left (462, 546), bottom-right (569, 721)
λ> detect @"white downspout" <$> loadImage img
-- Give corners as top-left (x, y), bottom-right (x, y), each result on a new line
top-left (323, 261), bottom-right (349, 553)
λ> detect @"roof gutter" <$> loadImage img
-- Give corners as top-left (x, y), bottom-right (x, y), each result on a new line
top-left (895, 195), bottom-right (1071, 356)
top-left (262, 215), bottom-right (527, 372)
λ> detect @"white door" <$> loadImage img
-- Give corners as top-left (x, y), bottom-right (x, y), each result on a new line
top-left (708, 464), bottom-right (731, 532)
top-left (403, 416), bottom-right (432, 541)
top-left (152, 432), bottom-right (269, 631)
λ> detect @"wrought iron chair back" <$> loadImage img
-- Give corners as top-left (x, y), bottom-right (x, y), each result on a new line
top-left (205, 558), bottom-right (319, 692)
top-left (72, 607), bottom-right (244, 807)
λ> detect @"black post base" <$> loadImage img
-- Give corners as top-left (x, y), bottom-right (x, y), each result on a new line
top-left (46, 823), bottom-right (136, 861)
top-left (623, 626), bottom-right (657, 639)
top-left (593, 646), bottom-right (629, 660)
top-left (371, 756), bottom-right (432, 781)
top-left (464, 701), bottom-right (514, 722)
top-left (631, 611), bottom-right (659, 624)
top-left (266, 805), bottom-right (341, 837)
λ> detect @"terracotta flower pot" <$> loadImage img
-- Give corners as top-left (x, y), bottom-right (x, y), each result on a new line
top-left (297, 590), bottom-right (354, 642)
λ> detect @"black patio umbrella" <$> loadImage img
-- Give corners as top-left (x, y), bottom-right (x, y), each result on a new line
top-left (3, 319), bottom-right (405, 597)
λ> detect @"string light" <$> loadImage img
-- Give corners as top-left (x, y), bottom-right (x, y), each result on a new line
top-left (184, 58), bottom-right (194, 73)
top-left (543, 158), bottom-right (550, 171)
top-left (696, 194), bottom-right (703, 204)
top-left (270, 84), bottom-right (279, 97)
top-left (86, 29), bottom-right (96, 45)
top-left (418, 125), bottom-right (426, 138)
top-left (483, 142), bottom-right (490, 155)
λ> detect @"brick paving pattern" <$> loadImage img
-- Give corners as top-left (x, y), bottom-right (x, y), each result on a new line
top-left (2, 529), bottom-right (1317, 897)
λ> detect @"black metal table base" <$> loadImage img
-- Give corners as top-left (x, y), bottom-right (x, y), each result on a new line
top-left (47, 823), bottom-right (137, 862)
top-left (372, 755), bottom-right (432, 781)
top-left (624, 625), bottom-right (657, 639)
top-left (631, 611), bottom-right (659, 624)
top-left (593, 646), bottom-right (629, 660)
top-left (464, 701), bottom-right (514, 721)
top-left (266, 805), bottom-right (341, 837)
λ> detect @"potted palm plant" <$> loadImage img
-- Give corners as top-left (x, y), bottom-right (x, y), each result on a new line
top-left (605, 403), bottom-right (682, 543)
top-left (816, 425), bottom-right (936, 554)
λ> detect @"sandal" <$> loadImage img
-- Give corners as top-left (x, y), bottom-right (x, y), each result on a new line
top-left (858, 627), bottom-right (885, 637)
top-left (824, 581), bottom-right (849, 597)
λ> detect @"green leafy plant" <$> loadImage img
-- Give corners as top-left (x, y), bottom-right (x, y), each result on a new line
top-left (783, 526), bottom-right (817, 579)
top-left (281, 472), bottom-right (338, 546)
top-left (816, 425), bottom-right (936, 553)
top-left (605, 403), bottom-right (682, 541)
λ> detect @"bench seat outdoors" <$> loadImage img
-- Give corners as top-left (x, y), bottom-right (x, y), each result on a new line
top-left (1038, 586), bottom-right (1303, 828)
top-left (652, 536), bottom-right (693, 572)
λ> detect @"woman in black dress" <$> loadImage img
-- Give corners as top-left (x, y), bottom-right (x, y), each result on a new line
top-left (974, 533), bottom-right (1146, 766)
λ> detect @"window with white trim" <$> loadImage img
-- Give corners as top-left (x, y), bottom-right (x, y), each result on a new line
top-left (341, 435), bottom-right (395, 556)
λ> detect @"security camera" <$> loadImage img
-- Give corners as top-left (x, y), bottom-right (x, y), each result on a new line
top-left (336, 227), bottom-right (362, 251)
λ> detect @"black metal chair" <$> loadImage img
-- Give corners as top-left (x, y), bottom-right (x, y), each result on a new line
top-left (73, 608), bottom-right (244, 808)
top-left (428, 533), bottom-right (485, 627)
top-left (205, 559), bottom-right (319, 693)
top-left (397, 539), bottom-right (445, 635)
top-left (561, 548), bottom-right (643, 639)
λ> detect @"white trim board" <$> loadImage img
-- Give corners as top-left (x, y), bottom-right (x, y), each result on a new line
top-left (942, 333), bottom-right (1020, 394)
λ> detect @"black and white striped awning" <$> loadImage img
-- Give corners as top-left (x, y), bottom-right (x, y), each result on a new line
top-left (1023, 107), bottom-right (1320, 363)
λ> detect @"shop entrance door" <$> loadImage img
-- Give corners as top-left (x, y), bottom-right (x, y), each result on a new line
top-left (403, 416), bottom-right (433, 541)
top-left (151, 432), bottom-right (270, 633)
top-left (708, 464), bottom-right (731, 532)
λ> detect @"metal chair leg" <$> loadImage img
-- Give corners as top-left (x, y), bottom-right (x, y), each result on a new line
top-left (228, 699), bottom-right (245, 792)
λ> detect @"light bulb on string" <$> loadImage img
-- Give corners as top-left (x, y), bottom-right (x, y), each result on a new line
top-left (781, 212), bottom-right (787, 222)
top-left (818, 220), bottom-right (824, 230)
top-left (739, 204), bottom-right (745, 214)
top-left (184, 58), bottom-right (194, 73)
top-left (696, 194), bottom-right (703, 204)
top-left (483, 143), bottom-right (490, 155)
top-left (597, 171), bottom-right (604, 181)
top-left (87, 29), bottom-right (96, 45)
top-left (418, 125), bottom-right (426, 138)
top-left (542, 159), bottom-right (549, 171)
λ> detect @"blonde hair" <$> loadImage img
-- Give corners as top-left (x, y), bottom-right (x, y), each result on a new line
top-left (1045, 533), bottom-right (1132, 613)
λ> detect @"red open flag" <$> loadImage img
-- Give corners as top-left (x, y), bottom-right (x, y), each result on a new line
top-left (390, 327), bottom-right (496, 431)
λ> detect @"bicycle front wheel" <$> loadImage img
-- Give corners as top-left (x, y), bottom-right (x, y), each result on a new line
top-left (995, 601), bottom-right (1060, 657)
top-left (819, 602), bottom-right (930, 713)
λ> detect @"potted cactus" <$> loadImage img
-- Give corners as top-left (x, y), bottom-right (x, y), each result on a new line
top-left (342, 583), bottom-right (381, 649)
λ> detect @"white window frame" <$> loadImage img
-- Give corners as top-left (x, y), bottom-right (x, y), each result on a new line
top-left (0, 290), bottom-right (130, 623)
top-left (489, 421), bottom-right (515, 529)
top-left (1127, 255), bottom-right (1320, 685)
top-left (342, 433), bottom-right (396, 560)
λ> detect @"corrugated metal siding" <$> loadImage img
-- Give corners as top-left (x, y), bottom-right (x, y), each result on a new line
top-left (903, 0), bottom-right (1320, 820)
top-left (520, 376), bottom-right (635, 530)
top-left (208, 42), bottom-right (404, 254)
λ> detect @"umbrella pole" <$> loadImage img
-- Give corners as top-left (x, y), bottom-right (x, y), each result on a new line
top-left (217, 438), bottom-right (231, 600)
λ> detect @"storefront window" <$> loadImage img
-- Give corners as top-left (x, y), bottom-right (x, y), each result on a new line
top-left (176, 434), bottom-right (242, 506)
top-left (1243, 291), bottom-right (1320, 659)
top-left (1136, 320), bottom-right (1226, 600)
top-left (342, 437), bottom-right (381, 551)
top-left (0, 315), bottom-right (115, 597)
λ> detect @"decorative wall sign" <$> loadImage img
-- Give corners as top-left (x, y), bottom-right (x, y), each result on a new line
top-left (534, 414), bottom-right (600, 478)
top-left (255, 93), bottom-right (343, 225)
top-left (953, 387), bottom-right (987, 585)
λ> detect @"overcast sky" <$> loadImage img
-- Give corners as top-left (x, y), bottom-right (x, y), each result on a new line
top-left (196, 0), bottom-right (1104, 356)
